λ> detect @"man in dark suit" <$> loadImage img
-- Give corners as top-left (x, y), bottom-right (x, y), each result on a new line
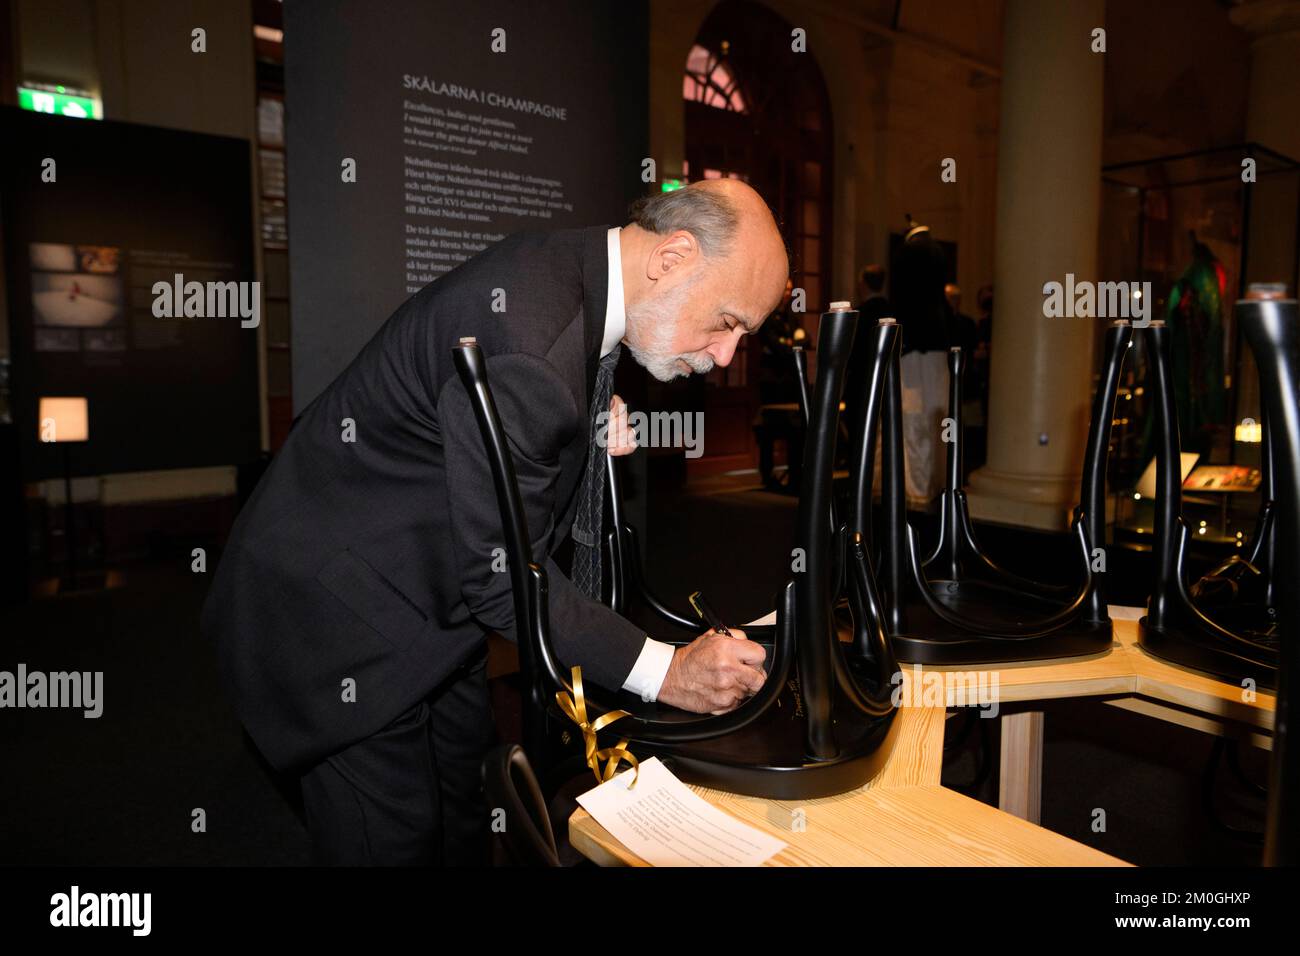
top-left (201, 179), bottom-right (789, 865)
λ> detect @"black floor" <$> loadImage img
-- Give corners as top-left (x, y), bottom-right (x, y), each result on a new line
top-left (0, 480), bottom-right (1272, 865)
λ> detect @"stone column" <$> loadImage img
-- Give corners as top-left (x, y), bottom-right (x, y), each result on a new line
top-left (965, 0), bottom-right (1106, 530)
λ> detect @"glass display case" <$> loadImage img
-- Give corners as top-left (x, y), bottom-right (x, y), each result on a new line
top-left (1098, 144), bottom-right (1300, 562)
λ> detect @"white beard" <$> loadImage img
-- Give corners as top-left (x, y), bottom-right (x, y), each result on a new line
top-left (624, 276), bottom-right (715, 382)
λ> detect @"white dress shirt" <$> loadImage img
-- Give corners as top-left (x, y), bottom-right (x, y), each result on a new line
top-left (603, 227), bottom-right (677, 702)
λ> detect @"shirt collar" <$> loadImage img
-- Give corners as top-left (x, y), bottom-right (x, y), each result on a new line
top-left (602, 226), bottom-right (626, 358)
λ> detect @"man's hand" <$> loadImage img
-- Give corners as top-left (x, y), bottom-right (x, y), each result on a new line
top-left (607, 394), bottom-right (637, 456)
top-left (656, 628), bottom-right (767, 714)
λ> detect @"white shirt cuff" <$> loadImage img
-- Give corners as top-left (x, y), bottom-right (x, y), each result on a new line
top-left (620, 637), bottom-right (676, 702)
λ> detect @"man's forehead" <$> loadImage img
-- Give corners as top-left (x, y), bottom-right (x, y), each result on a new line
top-left (715, 235), bottom-right (787, 322)
top-left (726, 292), bottom-right (780, 330)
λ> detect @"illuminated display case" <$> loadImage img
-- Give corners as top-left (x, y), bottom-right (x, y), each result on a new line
top-left (1099, 144), bottom-right (1300, 554)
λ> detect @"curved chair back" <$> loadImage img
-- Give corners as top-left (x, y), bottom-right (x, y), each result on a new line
top-left (870, 322), bottom-right (1131, 656)
top-left (481, 744), bottom-right (560, 867)
top-left (604, 453), bottom-right (704, 632)
top-left (451, 339), bottom-right (549, 762)
top-left (451, 339), bottom-right (793, 748)
top-left (1078, 321), bottom-right (1134, 620)
top-left (846, 318), bottom-right (900, 663)
top-left (454, 312), bottom-right (897, 795)
top-left (792, 338), bottom-right (847, 604)
top-left (795, 307), bottom-right (857, 758)
top-left (1146, 321), bottom-right (1186, 632)
top-left (1144, 322), bottom-right (1258, 646)
top-left (1238, 295), bottom-right (1299, 866)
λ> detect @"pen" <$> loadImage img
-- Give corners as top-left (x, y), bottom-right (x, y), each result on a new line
top-left (688, 590), bottom-right (733, 637)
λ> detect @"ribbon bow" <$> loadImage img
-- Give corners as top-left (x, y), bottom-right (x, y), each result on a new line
top-left (555, 665), bottom-right (640, 789)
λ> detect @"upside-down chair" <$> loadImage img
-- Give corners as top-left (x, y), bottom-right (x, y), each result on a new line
top-left (1235, 292), bottom-right (1298, 865)
top-left (1137, 317), bottom-right (1280, 690)
top-left (452, 305), bottom-right (899, 800)
top-left (863, 320), bottom-right (1133, 664)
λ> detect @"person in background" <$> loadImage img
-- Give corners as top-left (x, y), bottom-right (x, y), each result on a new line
top-left (856, 264), bottom-right (890, 320)
top-left (890, 222), bottom-right (951, 502)
top-left (944, 282), bottom-right (978, 357)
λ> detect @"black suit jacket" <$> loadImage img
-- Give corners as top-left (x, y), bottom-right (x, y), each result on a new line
top-left (201, 225), bottom-right (649, 771)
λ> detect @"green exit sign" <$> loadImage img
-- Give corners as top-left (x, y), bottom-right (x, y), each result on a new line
top-left (661, 178), bottom-right (685, 192)
top-left (18, 85), bottom-right (101, 120)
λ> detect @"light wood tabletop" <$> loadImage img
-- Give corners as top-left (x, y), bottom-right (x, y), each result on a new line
top-left (889, 613), bottom-right (1275, 822)
top-left (567, 697), bottom-right (1127, 867)
top-left (906, 615), bottom-right (1274, 722)
top-left (569, 609), bottom-right (1273, 865)
top-left (569, 780), bottom-right (1125, 867)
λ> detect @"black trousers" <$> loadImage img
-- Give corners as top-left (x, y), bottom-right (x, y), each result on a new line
top-left (299, 646), bottom-right (496, 866)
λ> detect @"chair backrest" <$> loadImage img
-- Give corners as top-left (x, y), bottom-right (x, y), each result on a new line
top-left (451, 338), bottom-right (792, 748)
top-left (1238, 294), bottom-right (1300, 866)
top-left (1078, 321), bottom-right (1133, 618)
top-left (793, 306), bottom-right (860, 759)
top-left (481, 744), bottom-right (561, 867)
top-left (451, 339), bottom-right (553, 762)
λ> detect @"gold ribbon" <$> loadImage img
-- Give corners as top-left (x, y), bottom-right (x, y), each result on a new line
top-left (555, 665), bottom-right (640, 789)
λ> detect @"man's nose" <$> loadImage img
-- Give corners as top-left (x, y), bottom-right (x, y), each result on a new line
top-left (710, 331), bottom-right (743, 367)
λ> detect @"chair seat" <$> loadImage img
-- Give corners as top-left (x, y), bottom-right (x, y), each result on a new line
top-left (543, 651), bottom-right (900, 800)
top-left (926, 575), bottom-right (1082, 622)
top-left (1139, 614), bottom-right (1279, 690)
top-left (890, 597), bottom-right (1113, 665)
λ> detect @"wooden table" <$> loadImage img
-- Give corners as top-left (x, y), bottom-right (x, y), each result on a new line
top-left (568, 608), bottom-right (1274, 866)
top-left (894, 611), bottom-right (1275, 822)
top-left (568, 682), bottom-right (1127, 866)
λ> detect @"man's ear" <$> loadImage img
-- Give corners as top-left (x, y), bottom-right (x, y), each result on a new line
top-left (647, 230), bottom-right (698, 280)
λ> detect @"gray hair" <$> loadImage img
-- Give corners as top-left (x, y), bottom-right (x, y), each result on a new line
top-left (627, 186), bottom-right (739, 258)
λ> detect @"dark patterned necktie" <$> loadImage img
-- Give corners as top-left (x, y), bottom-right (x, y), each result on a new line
top-left (571, 344), bottom-right (621, 600)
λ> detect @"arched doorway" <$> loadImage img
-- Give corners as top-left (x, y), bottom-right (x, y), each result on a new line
top-left (682, 0), bottom-right (834, 477)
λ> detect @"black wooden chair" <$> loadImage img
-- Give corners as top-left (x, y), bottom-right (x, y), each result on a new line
top-left (602, 453), bottom-right (752, 637)
top-left (1139, 317), bottom-right (1280, 690)
top-left (451, 306), bottom-right (899, 800)
top-left (859, 320), bottom-right (1132, 664)
top-left (480, 744), bottom-right (561, 867)
top-left (1236, 293), bottom-right (1298, 865)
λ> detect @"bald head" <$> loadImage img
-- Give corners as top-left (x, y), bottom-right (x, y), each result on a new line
top-left (692, 179), bottom-right (789, 306)
top-left (629, 179), bottom-right (784, 269)
top-left (620, 180), bottom-right (790, 381)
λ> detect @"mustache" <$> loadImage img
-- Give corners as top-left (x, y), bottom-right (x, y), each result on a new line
top-left (679, 352), bottom-right (714, 374)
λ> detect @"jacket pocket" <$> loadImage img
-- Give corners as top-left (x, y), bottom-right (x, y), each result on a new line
top-left (315, 548), bottom-right (427, 652)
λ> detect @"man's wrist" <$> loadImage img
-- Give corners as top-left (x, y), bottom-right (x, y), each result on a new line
top-left (620, 637), bottom-right (676, 702)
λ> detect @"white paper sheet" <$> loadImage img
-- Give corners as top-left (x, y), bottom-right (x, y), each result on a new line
top-left (576, 757), bottom-right (787, 867)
